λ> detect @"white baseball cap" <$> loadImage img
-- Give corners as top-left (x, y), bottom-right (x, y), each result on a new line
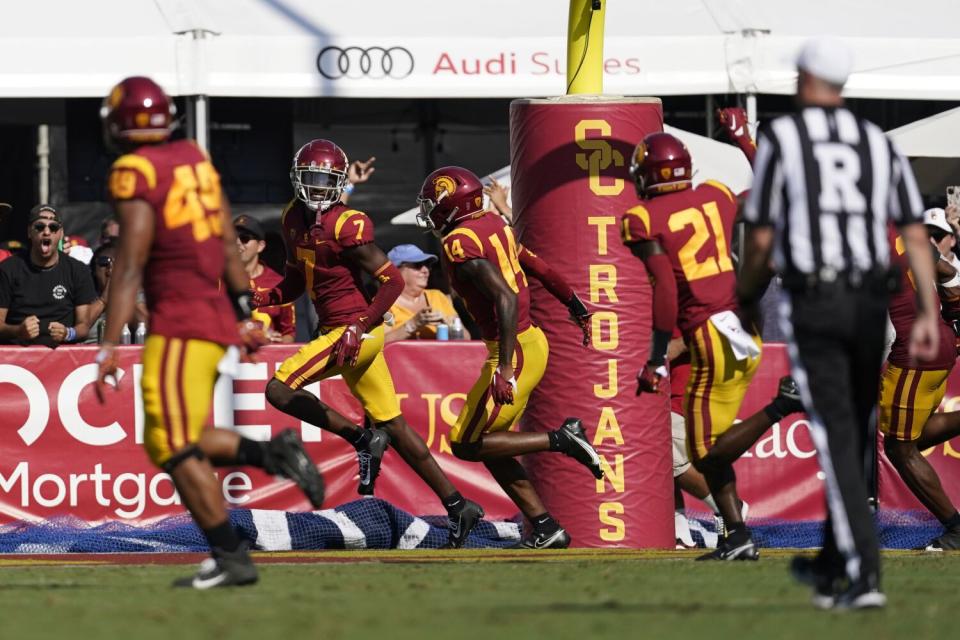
top-left (796, 37), bottom-right (853, 86)
top-left (924, 207), bottom-right (953, 235)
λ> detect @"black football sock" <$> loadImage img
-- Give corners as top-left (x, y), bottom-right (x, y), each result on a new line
top-left (235, 437), bottom-right (268, 468)
top-left (532, 513), bottom-right (560, 535)
top-left (444, 492), bottom-right (466, 515)
top-left (548, 431), bottom-right (567, 452)
top-left (348, 428), bottom-right (372, 450)
top-left (725, 523), bottom-right (750, 544)
top-left (943, 511), bottom-right (960, 530)
top-left (203, 520), bottom-right (241, 553)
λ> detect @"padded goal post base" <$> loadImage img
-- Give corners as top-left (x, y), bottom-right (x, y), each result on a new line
top-left (510, 96), bottom-right (673, 548)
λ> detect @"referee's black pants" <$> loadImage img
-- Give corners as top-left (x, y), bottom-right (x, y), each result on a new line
top-left (780, 284), bottom-right (889, 583)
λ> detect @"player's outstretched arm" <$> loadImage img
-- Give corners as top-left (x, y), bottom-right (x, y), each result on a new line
top-left (717, 107), bottom-right (756, 166)
top-left (458, 258), bottom-right (519, 404)
top-left (342, 243), bottom-right (404, 330)
top-left (629, 239), bottom-right (676, 393)
top-left (517, 245), bottom-right (591, 345)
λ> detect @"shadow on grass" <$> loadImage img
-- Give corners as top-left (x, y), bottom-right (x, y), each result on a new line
top-left (0, 583), bottom-right (98, 590)
top-left (503, 599), bottom-right (812, 614)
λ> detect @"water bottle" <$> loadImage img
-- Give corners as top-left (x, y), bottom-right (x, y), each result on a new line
top-left (120, 324), bottom-right (132, 345)
top-left (450, 317), bottom-right (464, 340)
top-left (135, 322), bottom-right (147, 344)
top-left (435, 323), bottom-right (449, 341)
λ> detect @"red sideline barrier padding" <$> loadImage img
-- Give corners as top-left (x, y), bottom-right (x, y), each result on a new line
top-left (2, 344), bottom-right (958, 533)
top-left (0, 343), bottom-right (517, 524)
top-left (510, 97), bottom-right (673, 547)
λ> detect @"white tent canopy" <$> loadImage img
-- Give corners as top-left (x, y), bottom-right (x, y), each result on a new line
top-left (1, 0), bottom-right (959, 99)
top-left (888, 107), bottom-right (960, 159)
top-left (390, 124), bottom-right (753, 225)
top-left (886, 107), bottom-right (960, 195)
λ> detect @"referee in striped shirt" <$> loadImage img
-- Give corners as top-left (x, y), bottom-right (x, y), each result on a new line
top-left (737, 38), bottom-right (940, 610)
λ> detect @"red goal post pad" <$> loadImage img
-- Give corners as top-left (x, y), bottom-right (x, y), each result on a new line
top-left (510, 97), bottom-right (672, 547)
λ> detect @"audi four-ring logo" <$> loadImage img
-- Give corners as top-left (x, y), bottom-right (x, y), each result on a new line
top-left (316, 46), bottom-right (415, 80)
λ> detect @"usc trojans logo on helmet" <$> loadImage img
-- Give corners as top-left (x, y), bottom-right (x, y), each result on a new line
top-left (417, 166), bottom-right (485, 235)
top-left (432, 175), bottom-right (457, 201)
top-left (108, 85), bottom-right (124, 109)
top-left (633, 142), bottom-right (646, 166)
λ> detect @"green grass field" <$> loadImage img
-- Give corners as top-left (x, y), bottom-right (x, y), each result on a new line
top-left (2, 550), bottom-right (954, 640)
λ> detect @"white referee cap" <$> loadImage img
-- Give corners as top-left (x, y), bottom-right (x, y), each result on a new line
top-left (924, 207), bottom-right (953, 235)
top-left (796, 37), bottom-right (853, 86)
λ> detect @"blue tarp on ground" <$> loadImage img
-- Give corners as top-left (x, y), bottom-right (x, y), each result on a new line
top-left (0, 499), bottom-right (942, 553)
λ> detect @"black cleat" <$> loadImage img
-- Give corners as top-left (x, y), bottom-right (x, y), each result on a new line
top-left (557, 418), bottom-right (604, 480)
top-left (790, 555), bottom-right (840, 610)
top-left (696, 531), bottom-right (759, 561)
top-left (917, 527), bottom-right (960, 551)
top-left (510, 527), bottom-right (572, 549)
top-left (443, 499), bottom-right (484, 548)
top-left (173, 542), bottom-right (258, 589)
top-left (357, 428), bottom-right (390, 496)
top-left (834, 574), bottom-right (886, 610)
top-left (775, 376), bottom-right (804, 415)
top-left (266, 429), bottom-right (325, 508)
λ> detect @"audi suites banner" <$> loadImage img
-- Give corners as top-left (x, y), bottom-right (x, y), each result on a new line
top-left (201, 37), bottom-right (729, 99)
top-left (1, 344), bottom-right (958, 541)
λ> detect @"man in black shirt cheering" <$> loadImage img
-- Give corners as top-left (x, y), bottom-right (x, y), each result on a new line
top-left (0, 205), bottom-right (96, 347)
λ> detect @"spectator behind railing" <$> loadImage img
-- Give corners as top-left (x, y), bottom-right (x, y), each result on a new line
top-left (235, 214), bottom-right (296, 343)
top-left (83, 241), bottom-right (149, 343)
top-left (946, 204), bottom-right (960, 259)
top-left (384, 244), bottom-right (470, 342)
top-left (98, 216), bottom-right (120, 249)
top-left (0, 205), bottom-right (96, 347)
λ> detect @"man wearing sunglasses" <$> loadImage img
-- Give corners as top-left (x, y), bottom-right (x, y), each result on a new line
top-left (0, 205), bottom-right (96, 347)
top-left (234, 215), bottom-right (295, 343)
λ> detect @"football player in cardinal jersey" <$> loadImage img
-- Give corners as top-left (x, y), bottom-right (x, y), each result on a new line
top-left (417, 166), bottom-right (600, 549)
top-left (256, 140), bottom-right (483, 548)
top-left (621, 133), bottom-right (801, 561)
top-left (95, 76), bottom-right (324, 589)
top-left (880, 217), bottom-right (960, 551)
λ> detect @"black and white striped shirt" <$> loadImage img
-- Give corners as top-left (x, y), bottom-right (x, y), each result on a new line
top-left (743, 106), bottom-right (923, 278)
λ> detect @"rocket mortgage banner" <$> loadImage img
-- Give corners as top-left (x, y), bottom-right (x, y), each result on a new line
top-left (1, 343), bottom-right (957, 541)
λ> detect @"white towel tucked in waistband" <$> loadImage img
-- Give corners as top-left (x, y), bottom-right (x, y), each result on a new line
top-left (217, 345), bottom-right (241, 377)
top-left (710, 310), bottom-right (761, 361)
